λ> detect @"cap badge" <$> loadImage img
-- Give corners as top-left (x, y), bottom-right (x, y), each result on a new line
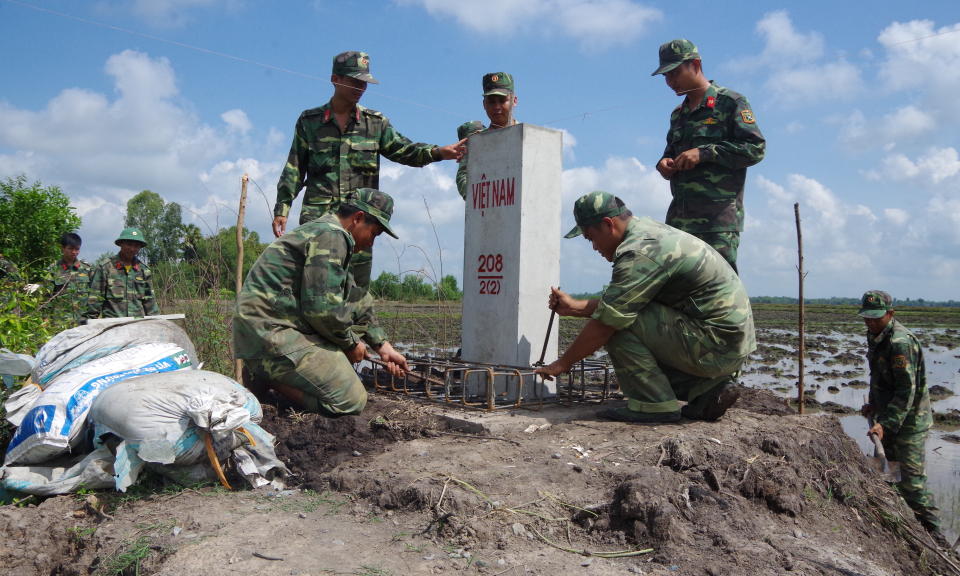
top-left (491, 75), bottom-right (499, 82)
top-left (132, 231), bottom-right (138, 236)
top-left (360, 57), bottom-right (368, 66)
top-left (868, 296), bottom-right (875, 303)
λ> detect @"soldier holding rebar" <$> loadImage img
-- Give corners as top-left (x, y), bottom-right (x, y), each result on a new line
top-left (536, 192), bottom-right (755, 424)
top-left (236, 189), bottom-right (408, 417)
top-left (272, 51), bottom-right (466, 291)
top-left (454, 72), bottom-right (517, 200)
top-left (653, 39), bottom-right (765, 274)
top-left (858, 290), bottom-right (945, 546)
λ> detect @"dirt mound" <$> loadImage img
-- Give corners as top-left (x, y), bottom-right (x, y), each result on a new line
top-left (259, 391), bottom-right (448, 491)
top-left (732, 385), bottom-right (795, 415)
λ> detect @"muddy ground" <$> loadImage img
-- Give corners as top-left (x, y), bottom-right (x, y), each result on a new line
top-left (3, 387), bottom-right (957, 576)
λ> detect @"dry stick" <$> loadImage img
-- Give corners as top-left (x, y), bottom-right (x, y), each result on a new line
top-left (234, 173), bottom-right (248, 382)
top-left (435, 431), bottom-right (521, 446)
top-left (794, 202), bottom-right (806, 415)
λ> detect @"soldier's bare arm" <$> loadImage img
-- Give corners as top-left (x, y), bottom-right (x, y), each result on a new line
top-left (375, 341), bottom-right (408, 377)
top-left (436, 139), bottom-right (467, 161)
top-left (548, 286), bottom-right (598, 318)
top-left (535, 319), bottom-right (617, 380)
top-left (673, 148), bottom-right (701, 171)
top-left (656, 157), bottom-right (678, 179)
top-left (345, 342), bottom-right (368, 364)
top-left (272, 216), bottom-right (287, 238)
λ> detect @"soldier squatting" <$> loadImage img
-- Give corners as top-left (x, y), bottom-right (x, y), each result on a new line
top-left (1, 41), bottom-right (943, 544)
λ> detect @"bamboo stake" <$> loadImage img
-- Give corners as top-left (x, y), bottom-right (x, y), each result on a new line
top-left (794, 203), bottom-right (805, 415)
top-left (234, 173), bottom-right (248, 381)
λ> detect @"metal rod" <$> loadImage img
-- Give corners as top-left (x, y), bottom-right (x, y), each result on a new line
top-left (536, 287), bottom-right (560, 366)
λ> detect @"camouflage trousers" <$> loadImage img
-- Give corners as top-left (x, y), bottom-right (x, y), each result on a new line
top-left (605, 302), bottom-right (746, 414)
top-left (301, 205), bottom-right (372, 291)
top-left (692, 231), bottom-right (740, 275)
top-left (243, 340), bottom-right (367, 418)
top-left (882, 429), bottom-right (940, 532)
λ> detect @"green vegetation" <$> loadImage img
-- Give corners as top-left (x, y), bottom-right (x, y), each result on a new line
top-left (753, 295), bottom-right (960, 307)
top-left (94, 520), bottom-right (177, 576)
top-left (124, 190), bottom-right (185, 265)
top-left (0, 174), bottom-right (82, 280)
top-left (370, 271), bottom-right (462, 301)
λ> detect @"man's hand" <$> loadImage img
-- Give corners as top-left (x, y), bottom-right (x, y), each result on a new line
top-left (345, 342), bottom-right (369, 364)
top-left (867, 422), bottom-right (884, 442)
top-left (437, 139), bottom-right (467, 161)
top-left (549, 286), bottom-right (582, 317)
top-left (673, 148), bottom-right (702, 170)
top-left (656, 157), bottom-right (677, 180)
top-left (860, 403), bottom-right (875, 418)
top-left (535, 358), bottom-right (572, 381)
top-left (272, 215), bottom-right (288, 238)
top-left (375, 341), bottom-right (409, 377)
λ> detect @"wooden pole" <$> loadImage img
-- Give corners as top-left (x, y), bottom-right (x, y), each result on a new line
top-left (234, 174), bottom-right (248, 382)
top-left (795, 203), bottom-right (805, 415)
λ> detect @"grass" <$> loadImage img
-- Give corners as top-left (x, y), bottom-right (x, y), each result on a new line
top-left (94, 520), bottom-right (178, 576)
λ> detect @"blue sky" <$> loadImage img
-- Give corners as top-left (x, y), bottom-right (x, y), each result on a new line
top-left (1, 0), bottom-right (959, 300)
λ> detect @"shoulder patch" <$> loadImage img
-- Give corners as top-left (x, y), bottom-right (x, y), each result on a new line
top-left (361, 107), bottom-right (384, 118)
top-left (302, 106), bottom-right (326, 118)
top-left (740, 110), bottom-right (756, 124)
top-left (894, 355), bottom-right (907, 369)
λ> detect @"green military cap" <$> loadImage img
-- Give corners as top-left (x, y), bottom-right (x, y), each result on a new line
top-left (564, 191), bottom-right (627, 239)
top-left (652, 39), bottom-right (700, 76)
top-left (115, 227), bottom-right (147, 246)
top-left (857, 290), bottom-right (894, 318)
top-left (343, 188), bottom-right (399, 239)
top-left (457, 120), bottom-right (486, 141)
top-left (482, 72), bottom-right (514, 97)
top-left (332, 51), bottom-right (379, 85)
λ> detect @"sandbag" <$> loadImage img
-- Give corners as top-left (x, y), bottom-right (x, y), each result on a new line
top-left (31, 318), bottom-right (198, 387)
top-left (4, 343), bottom-right (192, 466)
top-left (88, 371), bottom-right (286, 491)
top-left (0, 448), bottom-right (116, 500)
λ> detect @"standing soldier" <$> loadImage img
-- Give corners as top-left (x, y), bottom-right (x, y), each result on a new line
top-left (44, 232), bottom-right (91, 323)
top-left (858, 290), bottom-right (945, 545)
top-left (236, 189), bottom-right (408, 417)
top-left (653, 40), bottom-right (765, 274)
top-left (455, 73), bottom-right (517, 200)
top-left (536, 192), bottom-right (755, 423)
top-left (85, 228), bottom-right (159, 320)
top-left (273, 51), bottom-right (466, 291)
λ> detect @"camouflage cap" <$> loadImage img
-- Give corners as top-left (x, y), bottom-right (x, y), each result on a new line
top-left (343, 188), bottom-right (398, 239)
top-left (857, 290), bottom-right (894, 319)
top-left (115, 227), bottom-right (146, 246)
top-left (482, 72), bottom-right (514, 97)
top-left (457, 120), bottom-right (486, 141)
top-left (564, 191), bottom-right (627, 239)
top-left (332, 51), bottom-right (379, 85)
top-left (652, 39), bottom-right (700, 76)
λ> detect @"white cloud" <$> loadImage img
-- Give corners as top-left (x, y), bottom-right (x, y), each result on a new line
top-left (867, 147), bottom-right (960, 184)
top-left (884, 208), bottom-right (909, 226)
top-left (558, 129), bottom-right (578, 161)
top-left (878, 20), bottom-right (960, 107)
top-left (398, 0), bottom-right (662, 49)
top-left (838, 106), bottom-right (937, 149)
top-left (0, 50), bottom-right (283, 259)
top-left (729, 11), bottom-right (862, 106)
top-left (221, 109), bottom-right (252, 134)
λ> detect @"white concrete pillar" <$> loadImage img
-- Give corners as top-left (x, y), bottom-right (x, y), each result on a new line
top-left (461, 124), bottom-right (562, 401)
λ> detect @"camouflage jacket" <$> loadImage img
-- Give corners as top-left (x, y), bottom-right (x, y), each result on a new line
top-left (44, 258), bottom-right (92, 322)
top-left (867, 319), bottom-right (931, 434)
top-left (275, 101), bottom-right (439, 222)
top-left (233, 213), bottom-right (388, 359)
top-left (454, 120), bottom-right (488, 200)
top-left (661, 81), bottom-right (765, 233)
top-left (0, 255), bottom-right (21, 283)
top-left (84, 255), bottom-right (159, 319)
top-left (592, 216), bottom-right (756, 357)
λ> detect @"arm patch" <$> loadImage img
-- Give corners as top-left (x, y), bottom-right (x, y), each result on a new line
top-left (893, 355), bottom-right (907, 369)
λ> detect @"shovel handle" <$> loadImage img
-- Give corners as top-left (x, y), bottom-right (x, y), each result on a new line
top-left (863, 394), bottom-right (887, 460)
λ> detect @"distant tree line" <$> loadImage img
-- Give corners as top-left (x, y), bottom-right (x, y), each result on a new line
top-left (370, 271), bottom-right (462, 302)
top-left (751, 296), bottom-right (960, 307)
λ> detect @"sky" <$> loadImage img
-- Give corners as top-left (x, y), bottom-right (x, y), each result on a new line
top-left (1, 0), bottom-right (959, 300)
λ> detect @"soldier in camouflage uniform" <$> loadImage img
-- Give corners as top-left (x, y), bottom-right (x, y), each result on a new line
top-left (535, 192), bottom-right (756, 423)
top-left (0, 254), bottom-right (21, 283)
top-left (44, 232), bottom-right (91, 324)
top-left (84, 228), bottom-right (159, 320)
top-left (858, 290), bottom-right (943, 539)
top-left (455, 73), bottom-right (516, 200)
top-left (653, 40), bottom-right (765, 274)
top-left (273, 51), bottom-right (466, 291)
top-left (236, 189), bottom-right (408, 417)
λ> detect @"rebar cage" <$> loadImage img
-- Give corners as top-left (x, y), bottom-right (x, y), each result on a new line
top-left (362, 356), bottom-right (618, 411)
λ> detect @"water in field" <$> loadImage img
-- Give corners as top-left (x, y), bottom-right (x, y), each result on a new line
top-left (742, 326), bottom-right (960, 542)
